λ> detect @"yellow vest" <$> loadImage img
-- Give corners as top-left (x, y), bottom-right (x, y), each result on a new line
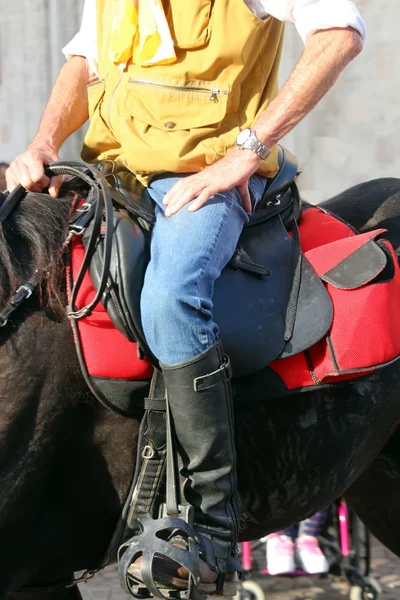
top-left (81, 0), bottom-right (285, 186)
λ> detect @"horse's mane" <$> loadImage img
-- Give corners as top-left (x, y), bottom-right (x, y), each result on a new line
top-left (0, 191), bottom-right (73, 318)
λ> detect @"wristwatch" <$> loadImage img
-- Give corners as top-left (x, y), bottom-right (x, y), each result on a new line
top-left (235, 128), bottom-right (271, 160)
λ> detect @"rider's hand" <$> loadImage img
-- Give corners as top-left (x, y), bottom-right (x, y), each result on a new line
top-left (6, 142), bottom-right (62, 198)
top-left (163, 148), bottom-right (262, 216)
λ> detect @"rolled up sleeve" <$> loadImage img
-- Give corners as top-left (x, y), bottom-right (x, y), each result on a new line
top-left (293, 0), bottom-right (366, 44)
top-left (62, 0), bottom-right (99, 76)
top-left (260, 0), bottom-right (366, 45)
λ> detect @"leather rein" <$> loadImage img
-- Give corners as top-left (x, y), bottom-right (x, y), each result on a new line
top-left (0, 161), bottom-right (122, 594)
top-left (0, 161), bottom-right (114, 327)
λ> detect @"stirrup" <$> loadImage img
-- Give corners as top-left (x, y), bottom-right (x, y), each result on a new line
top-left (118, 506), bottom-right (206, 600)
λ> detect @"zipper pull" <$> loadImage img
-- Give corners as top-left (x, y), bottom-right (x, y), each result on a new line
top-left (209, 88), bottom-right (219, 102)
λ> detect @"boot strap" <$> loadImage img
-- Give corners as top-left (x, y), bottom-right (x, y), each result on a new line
top-left (194, 356), bottom-right (232, 392)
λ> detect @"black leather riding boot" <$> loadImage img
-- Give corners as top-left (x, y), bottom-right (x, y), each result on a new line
top-left (161, 340), bottom-right (241, 581)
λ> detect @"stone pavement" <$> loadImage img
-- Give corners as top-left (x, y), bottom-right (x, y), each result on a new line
top-left (79, 537), bottom-right (400, 600)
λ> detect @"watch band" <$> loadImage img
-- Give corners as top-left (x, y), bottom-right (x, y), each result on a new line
top-left (236, 128), bottom-right (271, 160)
top-left (249, 136), bottom-right (271, 161)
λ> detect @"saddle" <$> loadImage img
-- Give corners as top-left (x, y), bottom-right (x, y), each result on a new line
top-left (64, 155), bottom-right (400, 416)
top-left (83, 146), bottom-right (332, 377)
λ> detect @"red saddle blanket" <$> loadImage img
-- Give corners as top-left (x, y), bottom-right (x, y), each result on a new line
top-left (67, 206), bottom-right (400, 410)
top-left (271, 207), bottom-right (400, 391)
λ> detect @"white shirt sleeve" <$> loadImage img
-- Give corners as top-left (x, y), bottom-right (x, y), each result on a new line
top-left (62, 0), bottom-right (99, 77)
top-left (255, 0), bottom-right (366, 44)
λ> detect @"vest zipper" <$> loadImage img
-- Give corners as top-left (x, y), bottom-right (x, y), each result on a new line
top-left (128, 78), bottom-right (229, 103)
top-left (108, 71), bottom-right (125, 131)
top-left (87, 78), bottom-right (105, 88)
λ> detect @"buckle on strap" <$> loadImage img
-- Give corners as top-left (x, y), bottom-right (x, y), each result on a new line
top-left (194, 356), bottom-right (232, 392)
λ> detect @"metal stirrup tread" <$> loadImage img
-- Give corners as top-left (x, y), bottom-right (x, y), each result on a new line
top-left (118, 513), bottom-right (203, 600)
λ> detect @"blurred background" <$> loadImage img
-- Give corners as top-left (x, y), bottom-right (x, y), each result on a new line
top-left (0, 0), bottom-right (398, 202)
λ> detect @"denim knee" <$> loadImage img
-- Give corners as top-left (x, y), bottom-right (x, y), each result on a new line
top-left (141, 277), bottom-right (215, 363)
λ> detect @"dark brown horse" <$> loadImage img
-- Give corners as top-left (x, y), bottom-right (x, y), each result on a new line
top-left (1, 178), bottom-right (400, 599)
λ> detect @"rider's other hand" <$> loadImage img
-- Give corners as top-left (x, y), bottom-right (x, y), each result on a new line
top-left (6, 143), bottom-right (61, 198)
top-left (162, 148), bottom-right (262, 216)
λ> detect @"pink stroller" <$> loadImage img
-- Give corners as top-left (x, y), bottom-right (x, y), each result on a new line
top-left (237, 500), bottom-right (382, 600)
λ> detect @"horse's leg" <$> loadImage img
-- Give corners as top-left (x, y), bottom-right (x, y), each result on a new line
top-left (345, 428), bottom-right (400, 558)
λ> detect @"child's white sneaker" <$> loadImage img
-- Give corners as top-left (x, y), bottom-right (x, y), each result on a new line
top-left (266, 534), bottom-right (295, 575)
top-left (295, 535), bottom-right (329, 574)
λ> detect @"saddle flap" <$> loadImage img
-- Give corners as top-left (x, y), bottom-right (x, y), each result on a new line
top-left (321, 239), bottom-right (387, 289)
top-left (85, 207), bottom-right (153, 359)
top-left (278, 256), bottom-right (333, 359)
top-left (306, 228), bottom-right (387, 282)
top-left (213, 214), bottom-right (293, 376)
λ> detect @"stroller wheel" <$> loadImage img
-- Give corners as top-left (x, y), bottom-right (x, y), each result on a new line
top-left (234, 580), bottom-right (265, 600)
top-left (350, 576), bottom-right (382, 600)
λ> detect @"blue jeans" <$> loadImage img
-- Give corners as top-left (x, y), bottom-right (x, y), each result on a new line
top-left (140, 173), bottom-right (268, 365)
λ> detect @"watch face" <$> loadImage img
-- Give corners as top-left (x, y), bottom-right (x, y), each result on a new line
top-left (237, 129), bottom-right (252, 145)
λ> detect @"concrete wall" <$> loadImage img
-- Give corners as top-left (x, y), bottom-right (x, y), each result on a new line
top-left (280, 0), bottom-right (400, 202)
top-left (0, 0), bottom-right (398, 202)
top-left (0, 0), bottom-right (85, 162)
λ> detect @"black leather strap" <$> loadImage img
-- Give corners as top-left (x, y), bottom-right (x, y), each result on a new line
top-left (144, 397), bottom-right (167, 411)
top-left (230, 247), bottom-right (270, 277)
top-left (194, 356), bottom-right (232, 392)
top-left (0, 184), bottom-right (26, 224)
top-left (284, 183), bottom-right (303, 342)
top-left (50, 161), bottom-right (115, 321)
top-left (165, 395), bottom-right (182, 517)
top-left (126, 370), bottom-right (167, 533)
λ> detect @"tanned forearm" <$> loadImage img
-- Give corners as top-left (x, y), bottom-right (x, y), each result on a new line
top-left (33, 55), bottom-right (95, 152)
top-left (253, 27), bottom-right (363, 149)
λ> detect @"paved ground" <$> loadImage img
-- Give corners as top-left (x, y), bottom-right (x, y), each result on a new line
top-left (79, 537), bottom-right (400, 600)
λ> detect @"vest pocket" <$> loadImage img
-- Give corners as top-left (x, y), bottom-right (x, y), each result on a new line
top-left (166, 0), bottom-right (212, 48)
top-left (125, 77), bottom-right (229, 130)
top-left (120, 76), bottom-right (230, 173)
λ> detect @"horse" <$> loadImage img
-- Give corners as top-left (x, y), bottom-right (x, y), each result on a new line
top-left (1, 176), bottom-right (400, 600)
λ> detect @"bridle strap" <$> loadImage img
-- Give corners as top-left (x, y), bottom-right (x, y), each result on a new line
top-left (0, 271), bottom-right (41, 328)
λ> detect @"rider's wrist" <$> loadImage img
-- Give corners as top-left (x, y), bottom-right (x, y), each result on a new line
top-left (231, 146), bottom-right (262, 165)
top-left (29, 138), bottom-right (58, 155)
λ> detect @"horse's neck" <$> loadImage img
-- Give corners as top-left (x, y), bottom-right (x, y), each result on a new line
top-left (0, 306), bottom-right (140, 589)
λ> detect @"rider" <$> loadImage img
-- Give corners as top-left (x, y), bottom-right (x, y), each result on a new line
top-left (6, 0), bottom-right (366, 593)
